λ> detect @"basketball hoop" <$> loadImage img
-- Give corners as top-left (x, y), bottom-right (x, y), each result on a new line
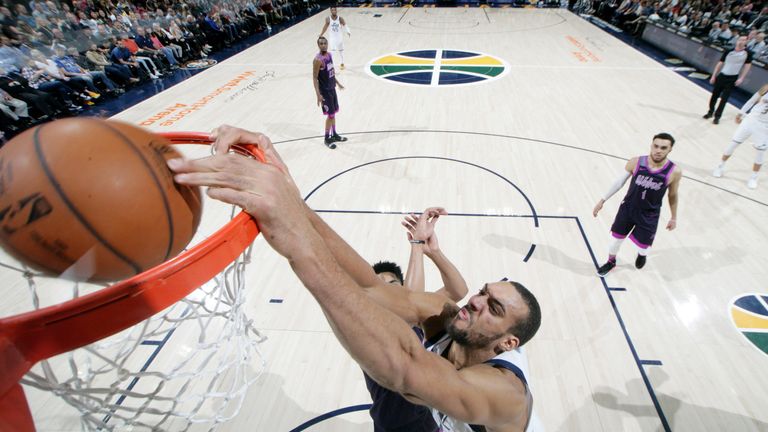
top-left (0, 132), bottom-right (266, 431)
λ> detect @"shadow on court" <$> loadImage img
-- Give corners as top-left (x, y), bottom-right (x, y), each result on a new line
top-left (591, 367), bottom-right (768, 431)
top-left (483, 233), bottom-right (598, 277)
top-left (651, 245), bottom-right (746, 281)
top-left (230, 372), bottom-right (369, 431)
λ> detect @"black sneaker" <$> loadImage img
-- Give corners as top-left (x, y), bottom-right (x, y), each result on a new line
top-left (331, 134), bottom-right (347, 142)
top-left (324, 137), bottom-right (337, 149)
top-left (703, 112), bottom-right (713, 119)
top-left (635, 254), bottom-right (647, 269)
top-left (597, 261), bottom-right (616, 277)
top-left (713, 118), bottom-right (720, 124)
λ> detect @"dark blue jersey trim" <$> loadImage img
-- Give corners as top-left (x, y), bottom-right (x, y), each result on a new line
top-left (484, 359), bottom-right (527, 386)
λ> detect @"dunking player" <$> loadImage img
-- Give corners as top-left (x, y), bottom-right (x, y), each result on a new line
top-left (368, 208), bottom-right (468, 432)
top-left (712, 83), bottom-right (768, 189)
top-left (313, 36), bottom-right (347, 149)
top-left (170, 125), bottom-right (543, 432)
top-left (319, 6), bottom-right (350, 71)
top-left (593, 133), bottom-right (682, 276)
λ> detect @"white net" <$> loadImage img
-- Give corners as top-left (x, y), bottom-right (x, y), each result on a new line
top-left (5, 218), bottom-right (266, 431)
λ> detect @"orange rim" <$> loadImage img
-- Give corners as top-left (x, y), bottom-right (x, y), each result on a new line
top-left (0, 132), bottom-right (264, 406)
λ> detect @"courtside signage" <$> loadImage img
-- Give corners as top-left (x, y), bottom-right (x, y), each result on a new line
top-left (366, 49), bottom-right (508, 87)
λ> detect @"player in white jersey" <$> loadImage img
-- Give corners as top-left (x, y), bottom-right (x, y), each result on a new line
top-left (713, 83), bottom-right (768, 189)
top-left (171, 125), bottom-right (544, 432)
top-left (319, 6), bottom-right (350, 70)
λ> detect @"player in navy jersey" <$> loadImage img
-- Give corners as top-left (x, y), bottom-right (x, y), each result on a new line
top-left (593, 133), bottom-right (682, 276)
top-left (312, 36), bottom-right (346, 149)
top-left (369, 260), bottom-right (438, 432)
top-left (366, 208), bottom-right (467, 432)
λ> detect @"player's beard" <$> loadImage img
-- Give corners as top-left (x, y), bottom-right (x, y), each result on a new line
top-left (445, 306), bottom-right (504, 349)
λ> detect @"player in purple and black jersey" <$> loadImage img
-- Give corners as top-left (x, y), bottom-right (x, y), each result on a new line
top-left (593, 133), bottom-right (683, 276)
top-left (312, 36), bottom-right (346, 149)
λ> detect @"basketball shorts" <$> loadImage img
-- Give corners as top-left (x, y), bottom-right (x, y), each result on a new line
top-left (320, 89), bottom-right (339, 115)
top-left (732, 116), bottom-right (768, 153)
top-left (610, 203), bottom-right (660, 249)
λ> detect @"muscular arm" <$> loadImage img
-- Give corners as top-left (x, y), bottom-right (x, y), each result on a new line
top-left (303, 204), bottom-right (387, 289)
top-left (288, 226), bottom-right (526, 428)
top-left (319, 17), bottom-right (329, 36)
top-left (170, 130), bottom-right (530, 430)
top-left (429, 249), bottom-right (469, 302)
top-left (404, 242), bottom-right (426, 292)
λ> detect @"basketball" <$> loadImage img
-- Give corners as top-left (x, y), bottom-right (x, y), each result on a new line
top-left (0, 118), bottom-right (202, 282)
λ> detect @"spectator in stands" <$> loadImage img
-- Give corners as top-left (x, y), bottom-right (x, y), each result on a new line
top-left (112, 37), bottom-right (157, 80)
top-left (61, 46), bottom-right (122, 95)
top-left (85, 43), bottom-right (138, 85)
top-left (691, 17), bottom-right (711, 38)
top-left (747, 6), bottom-right (768, 30)
top-left (708, 21), bottom-right (723, 43)
top-left (0, 35), bottom-right (27, 71)
top-left (14, 4), bottom-right (35, 29)
top-left (0, 64), bottom-right (59, 117)
top-left (123, 34), bottom-right (166, 77)
top-left (30, 48), bottom-right (101, 98)
top-left (717, 21), bottom-right (733, 45)
top-left (748, 32), bottom-right (767, 57)
top-left (0, 87), bottom-right (31, 130)
top-left (0, 6), bottom-right (14, 28)
top-left (170, 18), bottom-right (209, 58)
top-left (201, 12), bottom-right (227, 49)
top-left (19, 59), bottom-right (83, 111)
top-left (726, 29), bottom-right (742, 47)
top-left (152, 22), bottom-right (185, 62)
top-left (136, 26), bottom-right (178, 67)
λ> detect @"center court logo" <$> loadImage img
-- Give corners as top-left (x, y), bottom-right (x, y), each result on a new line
top-left (730, 293), bottom-right (768, 356)
top-left (366, 49), bottom-right (507, 87)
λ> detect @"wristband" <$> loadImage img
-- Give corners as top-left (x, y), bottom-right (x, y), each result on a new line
top-left (409, 239), bottom-right (426, 244)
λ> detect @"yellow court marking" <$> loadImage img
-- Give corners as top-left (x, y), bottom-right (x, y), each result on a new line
top-left (441, 56), bottom-right (504, 66)
top-left (732, 307), bottom-right (768, 330)
top-left (373, 55), bottom-right (435, 65)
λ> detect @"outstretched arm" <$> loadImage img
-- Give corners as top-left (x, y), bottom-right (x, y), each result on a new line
top-left (404, 240), bottom-right (426, 293)
top-left (169, 143), bottom-right (528, 428)
top-left (209, 125), bottom-right (427, 295)
top-left (319, 17), bottom-right (329, 36)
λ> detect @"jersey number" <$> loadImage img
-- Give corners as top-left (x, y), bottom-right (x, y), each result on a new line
top-left (641, 190), bottom-right (647, 200)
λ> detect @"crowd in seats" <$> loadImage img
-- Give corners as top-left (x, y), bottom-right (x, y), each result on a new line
top-left (579, 0), bottom-right (768, 60)
top-left (0, 0), bottom-right (319, 141)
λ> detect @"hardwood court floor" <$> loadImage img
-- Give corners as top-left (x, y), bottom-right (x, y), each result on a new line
top-left (4, 7), bottom-right (767, 432)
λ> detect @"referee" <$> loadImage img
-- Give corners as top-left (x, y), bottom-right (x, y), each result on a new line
top-left (704, 36), bottom-right (752, 124)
